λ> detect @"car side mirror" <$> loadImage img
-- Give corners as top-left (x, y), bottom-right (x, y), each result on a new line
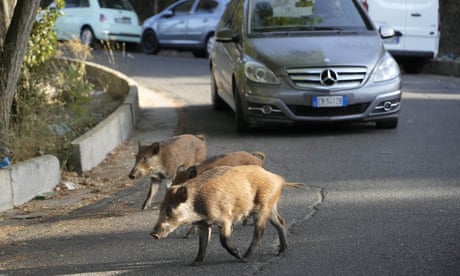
top-left (162, 10), bottom-right (174, 18)
top-left (215, 29), bottom-right (239, 43)
top-left (379, 25), bottom-right (397, 39)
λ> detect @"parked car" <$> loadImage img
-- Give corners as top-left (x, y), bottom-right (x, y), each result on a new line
top-left (210, 0), bottom-right (402, 132)
top-left (50, 0), bottom-right (142, 47)
top-left (361, 0), bottom-right (440, 73)
top-left (141, 0), bottom-right (230, 57)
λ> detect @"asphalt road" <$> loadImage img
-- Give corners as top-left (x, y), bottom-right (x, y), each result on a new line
top-left (1, 50), bottom-right (459, 275)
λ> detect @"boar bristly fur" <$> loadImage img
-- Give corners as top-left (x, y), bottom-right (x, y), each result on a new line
top-left (151, 165), bottom-right (290, 265)
top-left (128, 134), bottom-right (207, 209)
top-left (172, 151), bottom-right (265, 186)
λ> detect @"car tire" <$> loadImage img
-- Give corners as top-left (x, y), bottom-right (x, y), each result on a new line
top-left (376, 118), bottom-right (398, 129)
top-left (192, 34), bottom-right (213, 58)
top-left (80, 27), bottom-right (96, 47)
top-left (142, 30), bottom-right (160, 55)
top-left (211, 70), bottom-right (226, 110)
top-left (233, 83), bottom-right (251, 133)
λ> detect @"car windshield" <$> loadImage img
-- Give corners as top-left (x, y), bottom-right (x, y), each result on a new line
top-left (249, 0), bottom-right (369, 33)
top-left (99, 0), bottom-right (135, 11)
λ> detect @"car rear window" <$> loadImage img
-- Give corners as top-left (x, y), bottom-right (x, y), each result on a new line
top-left (250, 0), bottom-right (370, 33)
top-left (98, 0), bottom-right (135, 11)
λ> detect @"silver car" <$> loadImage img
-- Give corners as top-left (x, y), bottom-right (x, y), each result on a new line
top-left (210, 0), bottom-right (402, 132)
top-left (141, 0), bottom-right (230, 57)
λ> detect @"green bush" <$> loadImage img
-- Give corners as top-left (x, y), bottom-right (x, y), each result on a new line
top-left (10, 0), bottom-right (96, 168)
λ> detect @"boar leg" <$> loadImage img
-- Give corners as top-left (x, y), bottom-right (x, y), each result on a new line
top-left (219, 221), bottom-right (242, 260)
top-left (192, 224), bottom-right (211, 265)
top-left (142, 181), bottom-right (159, 210)
top-left (243, 213), bottom-right (267, 260)
top-left (269, 207), bottom-right (288, 255)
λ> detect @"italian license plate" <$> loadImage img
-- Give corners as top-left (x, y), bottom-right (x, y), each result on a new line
top-left (115, 17), bottom-right (131, 24)
top-left (312, 96), bottom-right (347, 108)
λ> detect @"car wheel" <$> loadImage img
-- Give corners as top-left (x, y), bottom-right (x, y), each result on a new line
top-left (211, 70), bottom-right (226, 110)
top-left (80, 27), bottom-right (95, 47)
top-left (233, 83), bottom-right (251, 133)
top-left (376, 118), bottom-right (398, 129)
top-left (192, 34), bottom-right (213, 58)
top-left (142, 30), bottom-right (160, 55)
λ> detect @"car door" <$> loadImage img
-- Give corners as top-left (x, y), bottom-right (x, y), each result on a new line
top-left (54, 0), bottom-right (89, 40)
top-left (156, 0), bottom-right (194, 44)
top-left (212, 0), bottom-right (244, 110)
top-left (185, 0), bottom-right (219, 46)
top-left (404, 0), bottom-right (439, 55)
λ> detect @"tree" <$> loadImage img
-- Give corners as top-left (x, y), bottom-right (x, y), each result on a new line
top-left (0, 0), bottom-right (40, 143)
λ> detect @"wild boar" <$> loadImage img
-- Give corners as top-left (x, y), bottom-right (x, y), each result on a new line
top-left (172, 151), bottom-right (266, 237)
top-left (128, 134), bottom-right (207, 210)
top-left (151, 165), bottom-right (297, 265)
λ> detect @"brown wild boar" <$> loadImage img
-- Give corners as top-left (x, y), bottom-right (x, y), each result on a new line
top-left (152, 165), bottom-right (297, 265)
top-left (128, 134), bottom-right (207, 209)
top-left (172, 151), bottom-right (265, 185)
top-left (172, 151), bottom-right (266, 237)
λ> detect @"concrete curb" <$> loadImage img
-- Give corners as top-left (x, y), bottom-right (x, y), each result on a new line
top-left (0, 60), bottom-right (140, 212)
top-left (69, 61), bottom-right (140, 172)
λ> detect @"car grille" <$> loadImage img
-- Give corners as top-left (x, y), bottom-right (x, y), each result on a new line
top-left (286, 66), bottom-right (367, 90)
top-left (288, 103), bottom-right (369, 117)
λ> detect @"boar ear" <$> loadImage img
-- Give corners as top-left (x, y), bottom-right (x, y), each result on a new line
top-left (151, 142), bottom-right (160, 155)
top-left (186, 166), bottom-right (198, 179)
top-left (176, 186), bottom-right (188, 203)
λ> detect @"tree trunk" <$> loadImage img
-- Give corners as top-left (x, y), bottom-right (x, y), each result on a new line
top-left (0, 0), bottom-right (40, 142)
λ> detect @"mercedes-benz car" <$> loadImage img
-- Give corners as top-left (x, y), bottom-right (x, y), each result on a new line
top-left (210, 0), bottom-right (402, 132)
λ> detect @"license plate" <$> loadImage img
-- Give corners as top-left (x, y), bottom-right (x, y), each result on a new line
top-left (115, 17), bottom-right (131, 24)
top-left (313, 96), bottom-right (347, 108)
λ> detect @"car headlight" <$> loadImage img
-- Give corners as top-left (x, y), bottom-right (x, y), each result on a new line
top-left (372, 52), bottom-right (400, 82)
top-left (244, 61), bottom-right (280, 85)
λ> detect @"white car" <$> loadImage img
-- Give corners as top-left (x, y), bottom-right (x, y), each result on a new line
top-left (361, 0), bottom-right (440, 73)
top-left (50, 0), bottom-right (142, 46)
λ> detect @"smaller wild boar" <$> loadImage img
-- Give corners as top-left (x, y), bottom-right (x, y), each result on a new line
top-left (172, 151), bottom-right (265, 186)
top-left (152, 165), bottom-right (297, 265)
top-left (172, 151), bottom-right (266, 237)
top-left (128, 134), bottom-right (207, 210)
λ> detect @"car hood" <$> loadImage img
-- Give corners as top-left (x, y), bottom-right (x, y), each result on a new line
top-left (245, 33), bottom-right (384, 75)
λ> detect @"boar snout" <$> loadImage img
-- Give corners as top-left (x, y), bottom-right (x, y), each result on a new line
top-left (128, 168), bottom-right (139, 179)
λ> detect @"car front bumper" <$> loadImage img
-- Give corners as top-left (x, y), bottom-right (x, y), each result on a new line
top-left (239, 77), bottom-right (402, 126)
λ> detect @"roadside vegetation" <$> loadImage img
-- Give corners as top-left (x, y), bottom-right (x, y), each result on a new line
top-left (5, 0), bottom-right (96, 168)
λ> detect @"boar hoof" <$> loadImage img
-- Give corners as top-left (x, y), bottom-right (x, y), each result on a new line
top-left (190, 261), bottom-right (202, 266)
